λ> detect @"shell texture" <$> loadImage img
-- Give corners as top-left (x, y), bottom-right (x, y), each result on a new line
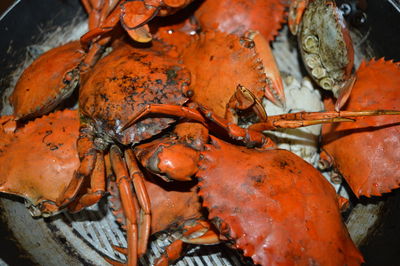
top-left (79, 41), bottom-right (190, 145)
top-left (322, 59), bottom-right (400, 197)
top-left (194, 0), bottom-right (287, 42)
top-left (181, 31), bottom-right (266, 118)
top-left (0, 110), bottom-right (79, 210)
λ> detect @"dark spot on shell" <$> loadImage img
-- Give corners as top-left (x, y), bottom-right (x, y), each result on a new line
top-left (166, 68), bottom-right (178, 85)
top-left (100, 93), bottom-right (109, 102)
top-left (186, 89), bottom-right (194, 97)
top-left (250, 174), bottom-right (265, 184)
top-left (279, 160), bottom-right (289, 169)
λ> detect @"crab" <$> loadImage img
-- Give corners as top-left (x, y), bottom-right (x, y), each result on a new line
top-left (288, 0), bottom-right (355, 110)
top-left (56, 35), bottom-right (385, 265)
top-left (0, 110), bottom-right (80, 216)
top-left (117, 122), bottom-right (364, 265)
top-left (320, 59), bottom-right (400, 198)
top-left (179, 31), bottom-right (268, 123)
top-left (192, 0), bottom-right (287, 107)
top-left (8, 41), bottom-right (84, 120)
top-left (8, 1), bottom-right (113, 120)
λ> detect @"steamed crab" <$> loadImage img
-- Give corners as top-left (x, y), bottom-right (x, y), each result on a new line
top-left (190, 0), bottom-right (287, 107)
top-left (8, 41), bottom-right (84, 120)
top-left (3, 33), bottom-right (396, 265)
top-left (2, 1), bottom-right (400, 265)
top-left (320, 59), bottom-right (400, 198)
top-left (289, 0), bottom-right (355, 110)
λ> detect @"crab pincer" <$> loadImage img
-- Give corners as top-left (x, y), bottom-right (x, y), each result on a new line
top-left (80, 0), bottom-right (194, 48)
top-left (180, 31), bottom-right (280, 124)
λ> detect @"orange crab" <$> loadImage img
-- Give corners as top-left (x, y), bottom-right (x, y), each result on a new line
top-left (289, 0), bottom-right (355, 110)
top-left (180, 31), bottom-right (270, 123)
top-left (320, 59), bottom-right (400, 198)
top-left (9, 41), bottom-right (84, 120)
top-left (120, 122), bottom-right (363, 265)
top-left (191, 0), bottom-right (287, 107)
top-left (0, 110), bottom-right (80, 216)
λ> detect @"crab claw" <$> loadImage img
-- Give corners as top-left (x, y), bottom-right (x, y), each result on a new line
top-left (120, 1), bottom-right (159, 43)
top-left (334, 74), bottom-right (356, 111)
top-left (288, 0), bottom-right (309, 35)
top-left (247, 31), bottom-right (285, 107)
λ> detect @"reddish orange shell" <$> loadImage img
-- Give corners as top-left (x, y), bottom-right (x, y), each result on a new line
top-left (144, 178), bottom-right (202, 233)
top-left (194, 0), bottom-right (287, 42)
top-left (153, 17), bottom-right (199, 56)
top-left (10, 41), bottom-right (83, 119)
top-left (181, 31), bottom-right (266, 118)
top-left (197, 137), bottom-right (363, 265)
top-left (0, 110), bottom-right (79, 214)
top-left (108, 167), bottom-right (202, 233)
top-left (322, 59), bottom-right (400, 197)
top-left (79, 41), bottom-right (190, 145)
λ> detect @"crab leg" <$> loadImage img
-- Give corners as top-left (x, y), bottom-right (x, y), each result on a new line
top-left (110, 219), bottom-right (220, 266)
top-left (154, 220), bottom-right (220, 265)
top-left (226, 85), bottom-right (268, 123)
top-left (58, 125), bottom-right (98, 207)
top-left (80, 0), bottom-right (154, 50)
top-left (122, 104), bottom-right (274, 148)
top-left (248, 110), bottom-right (400, 131)
top-left (124, 149), bottom-right (151, 256)
top-left (68, 153), bottom-right (106, 212)
top-left (57, 123), bottom-right (107, 212)
top-left (110, 145), bottom-right (139, 266)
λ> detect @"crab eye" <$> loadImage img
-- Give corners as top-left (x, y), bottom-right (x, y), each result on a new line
top-left (352, 11), bottom-right (367, 27)
top-left (186, 89), bottom-right (194, 97)
top-left (339, 3), bottom-right (352, 16)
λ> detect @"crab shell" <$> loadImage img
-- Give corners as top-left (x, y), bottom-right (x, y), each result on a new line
top-left (194, 0), bottom-right (287, 42)
top-left (298, 0), bottom-right (354, 96)
top-left (0, 110), bottom-right (79, 216)
top-left (180, 31), bottom-right (267, 119)
top-left (197, 137), bottom-right (363, 265)
top-left (10, 41), bottom-right (83, 119)
top-left (79, 41), bottom-right (190, 145)
top-left (322, 59), bottom-right (400, 197)
top-left (152, 16), bottom-right (200, 56)
top-left (109, 174), bottom-right (202, 234)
